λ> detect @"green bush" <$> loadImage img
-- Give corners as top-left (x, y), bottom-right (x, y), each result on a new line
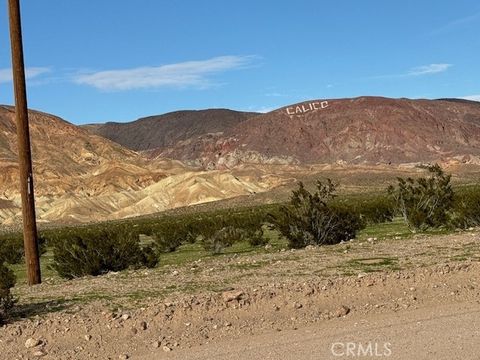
top-left (451, 186), bottom-right (480, 229)
top-left (50, 225), bottom-right (158, 279)
top-left (245, 227), bottom-right (267, 247)
top-left (332, 195), bottom-right (394, 225)
top-left (200, 225), bottom-right (244, 254)
top-left (270, 180), bottom-right (363, 248)
top-left (0, 259), bottom-right (16, 324)
top-left (0, 232), bottom-right (47, 265)
top-left (356, 197), bottom-right (395, 224)
top-left (152, 219), bottom-right (197, 253)
top-left (387, 164), bottom-right (454, 231)
top-left (0, 233), bottom-right (23, 264)
top-left (228, 212), bottom-right (267, 247)
top-left (193, 208), bottom-right (267, 253)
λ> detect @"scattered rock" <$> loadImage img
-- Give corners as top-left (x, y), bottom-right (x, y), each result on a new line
top-left (304, 287), bottom-right (314, 296)
top-left (222, 290), bottom-right (244, 302)
top-left (139, 321), bottom-right (148, 330)
top-left (152, 341), bottom-right (161, 348)
top-left (293, 302), bottom-right (303, 309)
top-left (33, 350), bottom-right (46, 357)
top-left (25, 338), bottom-right (41, 349)
top-left (121, 314), bottom-right (130, 321)
top-left (84, 334), bottom-right (92, 341)
top-left (119, 355), bottom-right (129, 360)
top-left (334, 305), bottom-right (351, 317)
top-left (163, 346), bottom-right (172, 352)
top-left (172, 270), bottom-right (179, 276)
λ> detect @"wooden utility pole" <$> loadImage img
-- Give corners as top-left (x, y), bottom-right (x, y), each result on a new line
top-left (8, 0), bottom-right (41, 285)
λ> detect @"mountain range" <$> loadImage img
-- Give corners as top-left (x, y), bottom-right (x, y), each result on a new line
top-left (84, 97), bottom-right (480, 168)
top-left (0, 106), bottom-right (282, 225)
top-left (1, 96), bottom-right (480, 225)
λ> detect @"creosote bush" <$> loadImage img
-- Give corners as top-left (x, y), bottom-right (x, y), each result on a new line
top-left (270, 180), bottom-right (363, 249)
top-left (0, 232), bottom-right (47, 264)
top-left (50, 224), bottom-right (158, 279)
top-left (200, 225), bottom-right (244, 254)
top-left (387, 164), bottom-right (454, 231)
top-left (152, 219), bottom-right (196, 253)
top-left (149, 208), bottom-right (268, 255)
top-left (0, 258), bottom-right (16, 325)
top-left (451, 186), bottom-right (480, 229)
top-left (361, 196), bottom-right (395, 224)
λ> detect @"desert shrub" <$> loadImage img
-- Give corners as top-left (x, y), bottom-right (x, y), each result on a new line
top-left (333, 195), bottom-right (394, 225)
top-left (451, 186), bottom-right (480, 229)
top-left (0, 259), bottom-right (16, 324)
top-left (245, 227), bottom-right (267, 247)
top-left (234, 215), bottom-right (267, 247)
top-left (270, 180), bottom-right (363, 248)
top-left (387, 164), bottom-right (454, 231)
top-left (152, 219), bottom-right (197, 253)
top-left (200, 225), bottom-right (244, 254)
top-left (0, 233), bottom-right (24, 264)
top-left (355, 196), bottom-right (395, 224)
top-left (50, 224), bottom-right (158, 279)
top-left (0, 232), bottom-right (47, 264)
top-left (194, 208), bottom-right (267, 253)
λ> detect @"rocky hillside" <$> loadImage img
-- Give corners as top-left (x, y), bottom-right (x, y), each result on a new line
top-left (83, 109), bottom-right (258, 152)
top-left (89, 97), bottom-right (480, 168)
top-left (0, 107), bottom-right (283, 225)
top-left (176, 97), bottom-right (480, 168)
top-left (0, 105), bottom-right (169, 199)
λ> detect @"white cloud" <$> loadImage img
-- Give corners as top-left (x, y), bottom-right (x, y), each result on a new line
top-left (407, 64), bottom-right (452, 76)
top-left (74, 55), bottom-right (257, 91)
top-left (0, 67), bottom-right (51, 84)
top-left (461, 95), bottom-right (480, 102)
top-left (365, 63), bottom-right (452, 80)
top-left (430, 11), bottom-right (480, 35)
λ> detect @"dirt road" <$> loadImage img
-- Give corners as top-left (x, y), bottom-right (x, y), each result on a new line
top-left (146, 301), bottom-right (480, 360)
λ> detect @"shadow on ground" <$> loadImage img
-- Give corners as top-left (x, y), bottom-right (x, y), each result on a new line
top-left (10, 299), bottom-right (71, 321)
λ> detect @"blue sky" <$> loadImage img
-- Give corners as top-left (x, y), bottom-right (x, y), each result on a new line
top-left (0, 0), bottom-right (479, 124)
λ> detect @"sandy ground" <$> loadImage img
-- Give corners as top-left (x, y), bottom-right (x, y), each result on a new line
top-left (1, 230), bottom-right (479, 359)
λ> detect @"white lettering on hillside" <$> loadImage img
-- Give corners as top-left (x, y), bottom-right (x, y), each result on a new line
top-left (286, 101), bottom-right (328, 115)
